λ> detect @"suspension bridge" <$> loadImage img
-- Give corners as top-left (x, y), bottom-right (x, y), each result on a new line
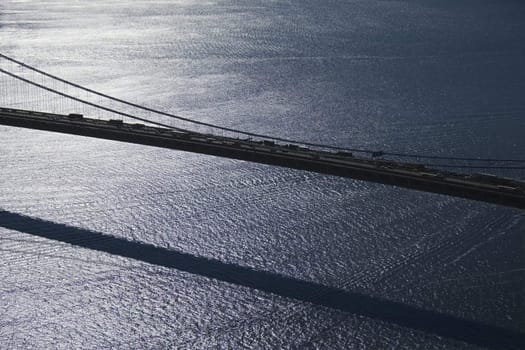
top-left (1, 53), bottom-right (524, 209)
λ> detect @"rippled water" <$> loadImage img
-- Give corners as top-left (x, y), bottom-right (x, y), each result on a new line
top-left (1, 1), bottom-right (524, 348)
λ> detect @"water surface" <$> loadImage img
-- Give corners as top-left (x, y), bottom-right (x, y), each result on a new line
top-left (0, 1), bottom-right (524, 348)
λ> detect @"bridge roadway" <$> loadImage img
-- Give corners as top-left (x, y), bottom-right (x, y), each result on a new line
top-left (1, 107), bottom-right (524, 209)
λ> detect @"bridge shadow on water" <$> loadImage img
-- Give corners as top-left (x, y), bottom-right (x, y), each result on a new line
top-left (0, 209), bottom-right (523, 349)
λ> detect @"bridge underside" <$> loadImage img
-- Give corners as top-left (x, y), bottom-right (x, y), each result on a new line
top-left (1, 107), bottom-right (524, 210)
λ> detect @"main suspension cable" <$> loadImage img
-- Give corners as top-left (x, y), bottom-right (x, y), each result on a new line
top-left (1, 52), bottom-right (524, 163)
top-left (0, 68), bottom-right (186, 131)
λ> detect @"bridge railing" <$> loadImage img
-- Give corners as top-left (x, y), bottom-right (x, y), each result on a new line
top-left (364, 153), bottom-right (525, 181)
top-left (1, 53), bottom-right (524, 181)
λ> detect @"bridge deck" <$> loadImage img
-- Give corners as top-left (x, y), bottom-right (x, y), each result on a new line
top-left (1, 107), bottom-right (524, 209)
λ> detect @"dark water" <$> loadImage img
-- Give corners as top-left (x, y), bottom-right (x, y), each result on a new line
top-left (0, 1), bottom-right (524, 348)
